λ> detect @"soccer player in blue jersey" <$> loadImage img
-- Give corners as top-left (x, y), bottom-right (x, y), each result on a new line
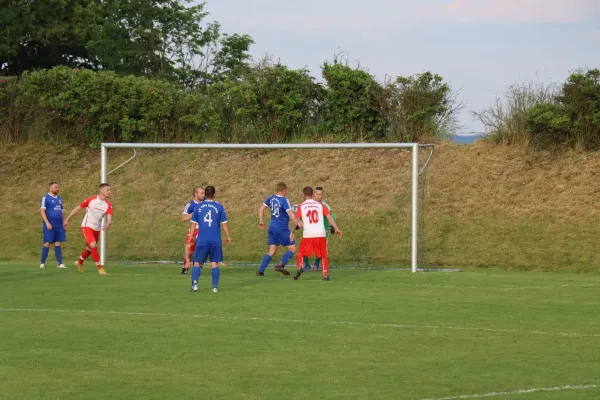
top-left (39, 182), bottom-right (67, 269)
top-left (256, 182), bottom-right (298, 276)
top-left (189, 186), bottom-right (231, 293)
top-left (180, 186), bottom-right (205, 274)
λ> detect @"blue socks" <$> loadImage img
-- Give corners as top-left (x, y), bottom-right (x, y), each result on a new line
top-left (259, 251), bottom-right (294, 272)
top-left (211, 267), bottom-right (220, 289)
top-left (314, 258), bottom-right (321, 268)
top-left (191, 266), bottom-right (220, 289)
top-left (191, 266), bottom-right (202, 284)
top-left (281, 250), bottom-right (294, 266)
top-left (41, 246), bottom-right (64, 265)
top-left (259, 254), bottom-right (272, 272)
top-left (54, 246), bottom-right (63, 265)
top-left (41, 247), bottom-right (49, 264)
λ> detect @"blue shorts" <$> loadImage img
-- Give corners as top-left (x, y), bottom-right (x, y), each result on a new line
top-left (43, 224), bottom-right (66, 243)
top-left (268, 228), bottom-right (295, 247)
top-left (194, 245), bottom-right (224, 264)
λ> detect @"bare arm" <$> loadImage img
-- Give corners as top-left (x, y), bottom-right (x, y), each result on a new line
top-left (326, 215), bottom-right (342, 238)
top-left (63, 206), bottom-right (83, 228)
top-left (222, 222), bottom-right (231, 244)
top-left (40, 208), bottom-right (52, 229)
top-left (287, 209), bottom-right (302, 230)
top-left (102, 214), bottom-right (113, 231)
top-left (182, 213), bottom-right (193, 222)
top-left (258, 204), bottom-right (268, 229)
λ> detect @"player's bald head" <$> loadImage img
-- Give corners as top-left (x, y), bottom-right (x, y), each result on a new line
top-left (193, 186), bottom-right (204, 198)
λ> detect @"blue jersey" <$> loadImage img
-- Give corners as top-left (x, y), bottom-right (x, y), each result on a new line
top-left (40, 194), bottom-right (64, 226)
top-left (182, 199), bottom-right (200, 216)
top-left (264, 195), bottom-right (292, 231)
top-left (191, 200), bottom-right (228, 246)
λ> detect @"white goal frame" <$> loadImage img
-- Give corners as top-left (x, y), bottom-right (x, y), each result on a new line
top-left (99, 142), bottom-right (433, 273)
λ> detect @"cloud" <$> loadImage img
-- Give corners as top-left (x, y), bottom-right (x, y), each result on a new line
top-left (416, 0), bottom-right (600, 23)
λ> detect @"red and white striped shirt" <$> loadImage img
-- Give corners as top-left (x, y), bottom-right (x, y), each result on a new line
top-left (79, 196), bottom-right (113, 231)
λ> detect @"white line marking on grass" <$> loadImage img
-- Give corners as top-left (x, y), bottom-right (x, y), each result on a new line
top-left (498, 284), bottom-right (598, 290)
top-left (416, 383), bottom-right (599, 400)
top-left (335, 282), bottom-right (598, 290)
top-left (31, 272), bottom-right (600, 291)
top-left (1, 308), bottom-right (599, 338)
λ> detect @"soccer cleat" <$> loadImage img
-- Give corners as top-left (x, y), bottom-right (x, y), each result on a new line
top-left (293, 268), bottom-right (304, 280)
top-left (74, 261), bottom-right (84, 272)
top-left (190, 281), bottom-right (199, 292)
top-left (323, 275), bottom-right (330, 281)
top-left (180, 267), bottom-right (187, 275)
top-left (98, 267), bottom-right (107, 275)
top-left (40, 264), bottom-right (45, 269)
top-left (275, 264), bottom-right (290, 275)
top-left (57, 264), bottom-right (67, 269)
top-left (212, 287), bottom-right (218, 293)
top-left (303, 263), bottom-right (310, 271)
top-left (256, 270), bottom-right (264, 276)
top-left (312, 262), bottom-right (319, 271)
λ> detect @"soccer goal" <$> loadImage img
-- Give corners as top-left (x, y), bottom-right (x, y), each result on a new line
top-left (99, 142), bottom-right (434, 273)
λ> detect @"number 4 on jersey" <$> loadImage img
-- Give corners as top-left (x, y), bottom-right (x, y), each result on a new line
top-left (204, 210), bottom-right (213, 227)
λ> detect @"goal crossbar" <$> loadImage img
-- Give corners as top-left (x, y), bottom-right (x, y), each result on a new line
top-left (100, 142), bottom-right (434, 273)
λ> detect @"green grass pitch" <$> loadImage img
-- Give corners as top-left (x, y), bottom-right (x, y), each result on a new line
top-left (0, 262), bottom-right (599, 400)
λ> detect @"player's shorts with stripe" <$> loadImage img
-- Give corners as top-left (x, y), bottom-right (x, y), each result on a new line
top-left (298, 237), bottom-right (328, 259)
top-left (42, 224), bottom-right (67, 243)
top-left (194, 245), bottom-right (224, 264)
top-left (186, 227), bottom-right (198, 245)
top-left (268, 227), bottom-right (295, 247)
top-left (186, 227), bottom-right (199, 256)
top-left (81, 227), bottom-right (100, 245)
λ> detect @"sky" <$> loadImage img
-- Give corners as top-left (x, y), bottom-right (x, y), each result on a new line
top-left (196, 0), bottom-right (600, 132)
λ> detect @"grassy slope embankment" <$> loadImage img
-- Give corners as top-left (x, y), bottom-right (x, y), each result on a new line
top-left (1, 141), bottom-right (599, 271)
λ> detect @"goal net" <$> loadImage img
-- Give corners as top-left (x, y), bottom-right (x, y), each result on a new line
top-left (98, 143), bottom-right (434, 272)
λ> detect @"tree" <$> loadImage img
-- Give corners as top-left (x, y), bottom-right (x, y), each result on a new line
top-left (0, 0), bottom-right (253, 87)
top-left (321, 58), bottom-right (385, 139)
top-left (245, 59), bottom-right (324, 140)
top-left (0, 0), bottom-right (98, 75)
top-left (172, 28), bottom-right (254, 89)
top-left (384, 72), bottom-right (463, 141)
top-left (524, 69), bottom-right (600, 149)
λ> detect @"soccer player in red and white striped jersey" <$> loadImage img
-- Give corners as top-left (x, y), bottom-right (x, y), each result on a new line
top-left (64, 183), bottom-right (113, 275)
top-left (293, 186), bottom-right (342, 281)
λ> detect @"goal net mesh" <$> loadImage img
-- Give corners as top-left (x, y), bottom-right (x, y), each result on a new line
top-left (102, 147), bottom-right (432, 270)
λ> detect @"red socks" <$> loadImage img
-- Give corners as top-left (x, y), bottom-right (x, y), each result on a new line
top-left (322, 257), bottom-right (329, 277)
top-left (91, 247), bottom-right (100, 263)
top-left (79, 247), bottom-right (92, 263)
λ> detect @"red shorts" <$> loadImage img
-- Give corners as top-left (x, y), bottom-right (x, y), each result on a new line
top-left (298, 237), bottom-right (328, 258)
top-left (81, 227), bottom-right (100, 245)
top-left (186, 227), bottom-right (198, 245)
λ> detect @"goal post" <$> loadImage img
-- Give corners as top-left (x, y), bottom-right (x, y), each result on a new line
top-left (99, 142), bottom-right (433, 273)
